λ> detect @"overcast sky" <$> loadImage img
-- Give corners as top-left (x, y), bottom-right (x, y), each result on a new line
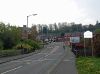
top-left (0, 0), bottom-right (100, 27)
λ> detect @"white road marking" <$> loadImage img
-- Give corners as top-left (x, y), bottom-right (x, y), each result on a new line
top-left (37, 53), bottom-right (48, 55)
top-left (3, 45), bottom-right (60, 74)
top-left (11, 58), bottom-right (58, 64)
top-left (11, 46), bottom-right (62, 66)
top-left (26, 62), bottom-right (31, 64)
top-left (44, 59), bottom-right (57, 61)
top-left (70, 57), bottom-right (75, 59)
top-left (50, 53), bottom-right (62, 55)
top-left (11, 60), bottom-right (32, 63)
top-left (47, 52), bottom-right (66, 74)
top-left (38, 46), bottom-right (59, 61)
top-left (1, 66), bottom-right (23, 74)
top-left (50, 46), bottom-right (59, 54)
top-left (10, 61), bottom-right (21, 62)
top-left (63, 59), bottom-right (71, 62)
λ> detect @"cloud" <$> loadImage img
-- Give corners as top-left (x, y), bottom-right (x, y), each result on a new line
top-left (0, 0), bottom-right (99, 26)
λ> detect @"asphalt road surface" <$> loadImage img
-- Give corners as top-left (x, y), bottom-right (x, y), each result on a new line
top-left (0, 42), bottom-right (77, 74)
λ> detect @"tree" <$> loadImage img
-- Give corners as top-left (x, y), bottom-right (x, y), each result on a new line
top-left (48, 24), bottom-right (53, 33)
top-left (43, 26), bottom-right (48, 34)
top-left (54, 23), bottom-right (58, 31)
top-left (82, 25), bottom-right (88, 32)
top-left (77, 24), bottom-right (83, 32)
top-left (88, 24), bottom-right (95, 32)
top-left (30, 25), bottom-right (38, 40)
top-left (1, 31), bottom-right (15, 49)
top-left (95, 20), bottom-right (100, 29)
top-left (0, 40), bottom-right (3, 50)
top-left (10, 26), bottom-right (21, 43)
top-left (0, 23), bottom-right (22, 49)
top-left (71, 24), bottom-right (77, 32)
top-left (37, 24), bottom-right (42, 34)
top-left (0, 22), bottom-right (6, 33)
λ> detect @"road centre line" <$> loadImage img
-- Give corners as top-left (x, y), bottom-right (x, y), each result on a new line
top-left (37, 46), bottom-right (59, 60)
top-left (10, 46), bottom-right (60, 63)
top-left (50, 46), bottom-right (59, 54)
top-left (47, 51), bottom-right (66, 74)
top-left (2, 45), bottom-right (60, 74)
top-left (63, 59), bottom-right (71, 62)
top-left (11, 59), bottom-right (58, 63)
top-left (1, 66), bottom-right (23, 74)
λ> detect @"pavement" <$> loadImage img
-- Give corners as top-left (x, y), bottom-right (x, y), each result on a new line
top-left (0, 44), bottom-right (48, 64)
top-left (0, 48), bottom-right (42, 64)
top-left (0, 42), bottom-right (77, 74)
top-left (50, 46), bottom-right (78, 74)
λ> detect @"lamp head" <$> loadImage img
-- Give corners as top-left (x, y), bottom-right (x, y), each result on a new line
top-left (32, 14), bottom-right (37, 16)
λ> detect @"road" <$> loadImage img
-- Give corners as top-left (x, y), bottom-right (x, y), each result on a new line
top-left (0, 42), bottom-right (77, 74)
top-left (50, 45), bottom-right (77, 74)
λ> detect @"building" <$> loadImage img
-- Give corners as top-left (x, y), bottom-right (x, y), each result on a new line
top-left (19, 25), bottom-right (31, 39)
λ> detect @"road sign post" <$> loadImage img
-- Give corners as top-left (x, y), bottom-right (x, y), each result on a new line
top-left (84, 31), bottom-right (93, 57)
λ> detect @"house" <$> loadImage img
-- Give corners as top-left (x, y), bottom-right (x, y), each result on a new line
top-left (19, 25), bottom-right (31, 39)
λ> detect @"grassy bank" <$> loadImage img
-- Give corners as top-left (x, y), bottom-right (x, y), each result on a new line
top-left (0, 49), bottom-right (21, 57)
top-left (76, 57), bottom-right (100, 74)
top-left (0, 39), bottom-right (44, 57)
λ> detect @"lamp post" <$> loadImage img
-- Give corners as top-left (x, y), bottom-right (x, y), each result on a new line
top-left (27, 14), bottom-right (37, 28)
top-left (26, 14), bottom-right (37, 39)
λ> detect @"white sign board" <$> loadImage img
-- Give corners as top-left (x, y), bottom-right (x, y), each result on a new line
top-left (84, 31), bottom-right (93, 38)
top-left (70, 37), bottom-right (80, 43)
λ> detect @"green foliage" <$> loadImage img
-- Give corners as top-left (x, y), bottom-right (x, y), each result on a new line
top-left (43, 26), bottom-right (48, 34)
top-left (38, 22), bottom-right (96, 36)
top-left (0, 22), bottom-right (21, 49)
top-left (61, 32), bottom-right (65, 37)
top-left (95, 29), bottom-right (100, 33)
top-left (88, 24), bottom-right (95, 32)
top-left (29, 25), bottom-right (38, 40)
top-left (0, 40), bottom-right (3, 50)
top-left (14, 43), bottom-right (32, 50)
top-left (14, 42), bottom-right (32, 53)
top-left (23, 39), bottom-right (41, 50)
top-left (0, 22), bottom-right (6, 33)
top-left (1, 31), bottom-right (15, 49)
top-left (0, 22), bottom-right (42, 56)
top-left (10, 26), bottom-right (21, 44)
top-left (76, 57), bottom-right (100, 74)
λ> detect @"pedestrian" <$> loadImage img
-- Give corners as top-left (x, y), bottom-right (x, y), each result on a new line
top-left (63, 42), bottom-right (65, 50)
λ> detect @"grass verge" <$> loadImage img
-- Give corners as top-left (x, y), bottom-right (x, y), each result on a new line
top-left (76, 57), bottom-right (100, 74)
top-left (0, 49), bottom-right (21, 57)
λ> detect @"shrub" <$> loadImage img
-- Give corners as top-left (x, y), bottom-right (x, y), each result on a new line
top-left (76, 57), bottom-right (100, 74)
top-left (95, 29), bottom-right (100, 33)
top-left (1, 31), bottom-right (15, 49)
top-left (0, 40), bottom-right (3, 50)
top-left (23, 39), bottom-right (41, 50)
top-left (14, 43), bottom-right (32, 53)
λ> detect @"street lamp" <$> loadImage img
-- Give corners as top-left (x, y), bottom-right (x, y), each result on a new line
top-left (27, 14), bottom-right (37, 28)
top-left (26, 14), bottom-right (37, 39)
